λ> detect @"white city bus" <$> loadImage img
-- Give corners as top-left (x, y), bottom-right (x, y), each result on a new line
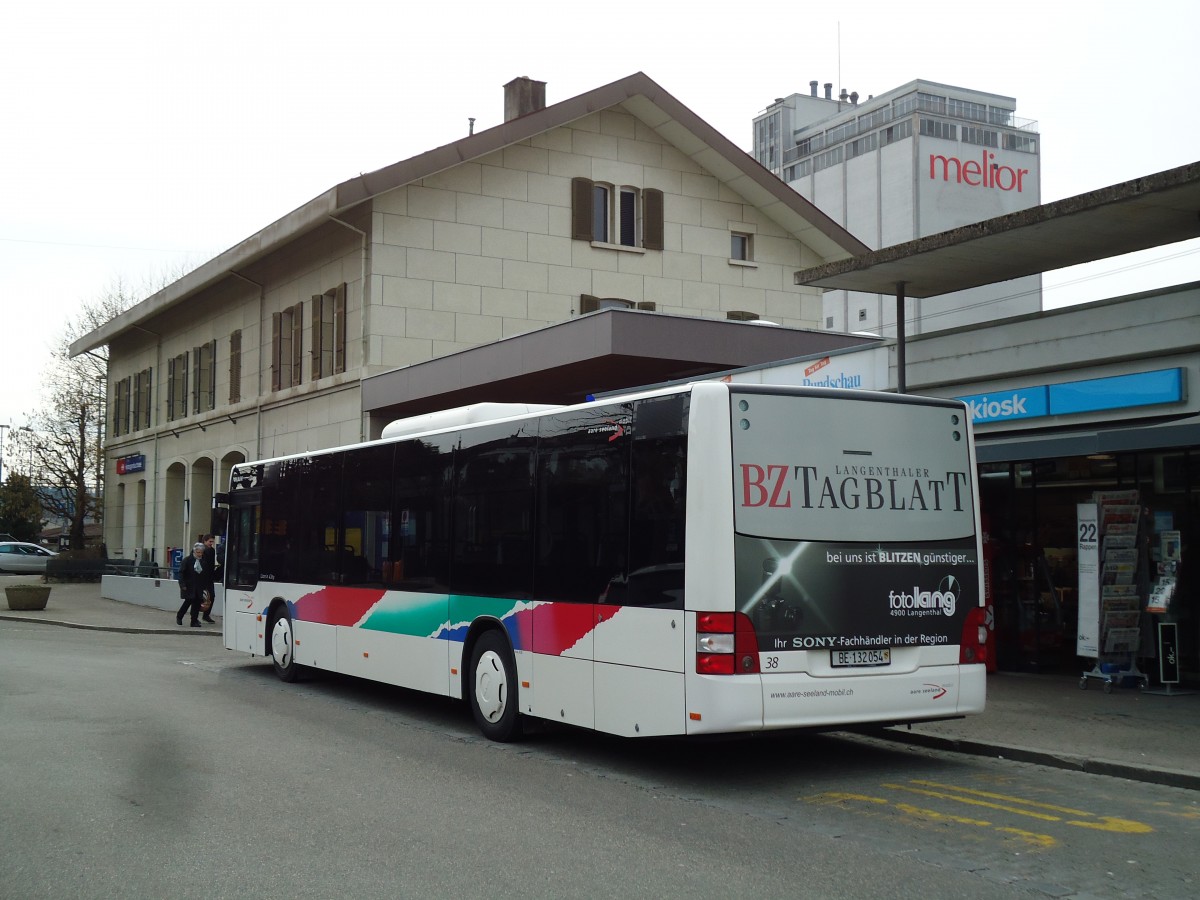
top-left (220, 381), bottom-right (987, 741)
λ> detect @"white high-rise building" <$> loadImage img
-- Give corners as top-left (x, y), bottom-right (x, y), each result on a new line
top-left (754, 79), bottom-right (1042, 335)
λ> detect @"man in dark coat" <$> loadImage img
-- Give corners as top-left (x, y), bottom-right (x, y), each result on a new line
top-left (176, 542), bottom-right (211, 627)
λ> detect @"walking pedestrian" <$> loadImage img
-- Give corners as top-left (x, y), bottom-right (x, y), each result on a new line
top-left (176, 542), bottom-right (211, 627)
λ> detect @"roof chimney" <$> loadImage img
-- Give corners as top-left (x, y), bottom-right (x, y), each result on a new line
top-left (850, 91), bottom-right (859, 105)
top-left (823, 82), bottom-right (833, 100)
top-left (810, 80), bottom-right (819, 97)
top-left (504, 77), bottom-right (546, 122)
top-left (839, 88), bottom-right (849, 103)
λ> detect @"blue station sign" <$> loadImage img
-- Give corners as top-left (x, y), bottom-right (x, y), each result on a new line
top-left (958, 368), bottom-right (1185, 425)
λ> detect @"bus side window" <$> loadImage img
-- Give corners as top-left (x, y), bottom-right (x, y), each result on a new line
top-left (452, 425), bottom-right (536, 600)
top-left (342, 443), bottom-right (394, 588)
top-left (294, 454), bottom-right (344, 586)
top-left (392, 435), bottom-right (454, 594)
top-left (535, 406), bottom-right (630, 604)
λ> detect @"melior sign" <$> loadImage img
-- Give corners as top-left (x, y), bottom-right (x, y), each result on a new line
top-left (929, 151), bottom-right (1028, 192)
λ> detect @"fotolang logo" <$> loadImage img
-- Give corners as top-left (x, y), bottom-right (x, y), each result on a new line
top-left (930, 152), bottom-right (1029, 192)
top-left (888, 576), bottom-right (959, 618)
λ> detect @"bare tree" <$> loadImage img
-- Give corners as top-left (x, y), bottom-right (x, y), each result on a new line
top-left (13, 282), bottom-right (138, 547)
top-left (11, 264), bottom-right (196, 548)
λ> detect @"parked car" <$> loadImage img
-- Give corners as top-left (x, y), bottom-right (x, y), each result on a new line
top-left (0, 541), bottom-right (58, 574)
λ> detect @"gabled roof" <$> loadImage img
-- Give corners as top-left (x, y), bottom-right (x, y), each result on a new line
top-left (72, 72), bottom-right (868, 356)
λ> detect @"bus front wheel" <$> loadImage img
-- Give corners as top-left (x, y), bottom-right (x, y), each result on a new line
top-left (469, 630), bottom-right (522, 742)
top-left (269, 607), bottom-right (301, 683)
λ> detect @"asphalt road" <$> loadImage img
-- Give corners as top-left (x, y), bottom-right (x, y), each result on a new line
top-left (2, 621), bottom-right (1196, 899)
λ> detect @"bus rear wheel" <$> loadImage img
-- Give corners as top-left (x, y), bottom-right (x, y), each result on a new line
top-left (269, 607), bottom-right (301, 683)
top-left (469, 630), bottom-right (522, 742)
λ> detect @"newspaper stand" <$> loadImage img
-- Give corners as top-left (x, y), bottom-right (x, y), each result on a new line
top-left (1079, 492), bottom-right (1149, 693)
top-left (1142, 545), bottom-right (1195, 696)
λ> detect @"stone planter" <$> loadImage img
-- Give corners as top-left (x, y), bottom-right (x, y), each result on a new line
top-left (5, 585), bottom-right (51, 610)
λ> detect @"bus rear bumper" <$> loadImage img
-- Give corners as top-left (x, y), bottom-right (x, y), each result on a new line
top-left (685, 664), bottom-right (985, 736)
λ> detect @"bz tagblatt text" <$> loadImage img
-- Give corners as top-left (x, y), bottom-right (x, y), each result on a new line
top-left (739, 464), bottom-right (971, 512)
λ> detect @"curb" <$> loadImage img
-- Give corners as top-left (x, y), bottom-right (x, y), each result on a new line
top-left (873, 728), bottom-right (1200, 793)
top-left (0, 613), bottom-right (222, 636)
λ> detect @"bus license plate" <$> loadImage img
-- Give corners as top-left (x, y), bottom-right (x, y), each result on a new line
top-left (831, 648), bottom-right (891, 668)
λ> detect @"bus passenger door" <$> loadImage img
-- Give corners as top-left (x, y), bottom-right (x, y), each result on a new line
top-left (224, 479), bottom-right (262, 655)
top-left (593, 422), bottom-right (688, 737)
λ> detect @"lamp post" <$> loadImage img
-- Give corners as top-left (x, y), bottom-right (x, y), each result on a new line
top-left (18, 425), bottom-right (34, 479)
top-left (94, 375), bottom-right (105, 499)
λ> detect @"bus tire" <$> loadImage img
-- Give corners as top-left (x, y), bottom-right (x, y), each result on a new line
top-left (269, 606), bottom-right (301, 683)
top-left (469, 630), bottom-right (522, 742)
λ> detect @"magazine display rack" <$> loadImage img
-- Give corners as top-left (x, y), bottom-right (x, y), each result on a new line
top-left (1080, 491), bottom-right (1149, 693)
top-left (1143, 531), bottom-right (1194, 696)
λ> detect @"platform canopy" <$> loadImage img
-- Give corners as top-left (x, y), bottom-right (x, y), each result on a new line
top-left (794, 161), bottom-right (1200, 298)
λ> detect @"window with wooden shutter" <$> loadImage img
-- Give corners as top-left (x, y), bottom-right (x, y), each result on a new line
top-left (571, 177), bottom-right (594, 241)
top-left (273, 303), bottom-right (302, 391)
top-left (619, 187), bottom-right (638, 246)
top-left (229, 331), bottom-right (241, 404)
top-left (574, 179), bottom-right (663, 252)
top-left (311, 284), bottom-right (347, 379)
top-left (289, 303), bottom-right (303, 387)
top-left (271, 313), bottom-right (282, 392)
top-left (592, 184), bottom-right (610, 242)
top-left (128, 375), bottom-right (139, 435)
top-left (192, 340), bottom-right (215, 412)
top-left (135, 368), bottom-right (152, 430)
top-left (167, 351), bottom-right (188, 421)
top-left (311, 292), bottom-right (325, 381)
top-left (642, 189), bottom-right (664, 250)
top-left (333, 283), bottom-right (346, 375)
top-left (113, 378), bottom-right (131, 437)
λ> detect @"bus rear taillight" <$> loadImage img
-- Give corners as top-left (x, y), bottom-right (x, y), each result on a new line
top-left (959, 605), bottom-right (989, 666)
top-left (696, 612), bottom-right (760, 675)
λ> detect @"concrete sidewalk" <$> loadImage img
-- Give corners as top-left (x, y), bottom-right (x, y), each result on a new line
top-left (0, 576), bottom-right (220, 635)
top-left (3, 576), bottom-right (1197, 790)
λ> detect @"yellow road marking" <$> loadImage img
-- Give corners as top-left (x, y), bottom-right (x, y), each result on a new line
top-left (1064, 816), bottom-right (1153, 834)
top-left (893, 802), bottom-right (991, 827)
top-left (995, 827), bottom-right (1058, 849)
top-left (811, 791), bottom-right (887, 806)
top-left (805, 791), bottom-right (1058, 849)
top-left (911, 780), bottom-right (1091, 815)
top-left (884, 783), bottom-right (1063, 822)
top-left (903, 780), bottom-right (1154, 834)
top-left (805, 778), bottom-right (1154, 844)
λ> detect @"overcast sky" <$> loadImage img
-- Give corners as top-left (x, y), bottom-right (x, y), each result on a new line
top-left (2, 0), bottom-right (1198, 435)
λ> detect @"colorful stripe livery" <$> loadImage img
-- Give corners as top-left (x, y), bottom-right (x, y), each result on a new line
top-left (287, 586), bottom-right (620, 657)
